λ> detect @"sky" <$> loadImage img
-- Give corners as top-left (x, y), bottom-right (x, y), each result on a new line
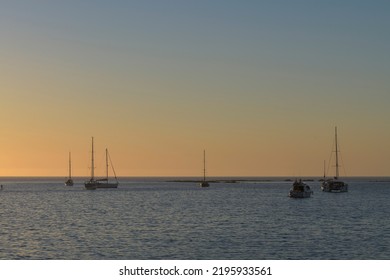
top-left (1, 0), bottom-right (389, 177)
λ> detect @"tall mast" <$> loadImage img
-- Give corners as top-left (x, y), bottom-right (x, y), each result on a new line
top-left (68, 151), bottom-right (72, 179)
top-left (91, 137), bottom-right (95, 180)
top-left (106, 148), bottom-right (109, 181)
top-left (323, 160), bottom-right (326, 179)
top-left (335, 126), bottom-right (339, 179)
top-left (203, 150), bottom-right (206, 182)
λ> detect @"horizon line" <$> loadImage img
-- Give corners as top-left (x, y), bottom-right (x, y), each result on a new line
top-left (1, 175), bottom-right (390, 178)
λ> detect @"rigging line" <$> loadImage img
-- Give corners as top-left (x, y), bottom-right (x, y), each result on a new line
top-left (108, 150), bottom-right (118, 181)
top-left (326, 138), bottom-right (334, 177)
top-left (338, 142), bottom-right (348, 177)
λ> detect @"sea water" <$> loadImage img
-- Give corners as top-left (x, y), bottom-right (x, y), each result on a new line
top-left (0, 177), bottom-right (389, 260)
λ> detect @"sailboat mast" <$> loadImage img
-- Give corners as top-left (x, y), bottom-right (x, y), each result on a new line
top-left (69, 152), bottom-right (72, 179)
top-left (323, 160), bottom-right (326, 179)
top-left (106, 148), bottom-right (109, 181)
top-left (335, 127), bottom-right (339, 179)
top-left (91, 137), bottom-right (95, 180)
top-left (203, 150), bottom-right (206, 182)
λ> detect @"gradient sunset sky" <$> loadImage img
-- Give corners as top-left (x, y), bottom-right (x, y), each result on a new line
top-left (1, 1), bottom-right (389, 177)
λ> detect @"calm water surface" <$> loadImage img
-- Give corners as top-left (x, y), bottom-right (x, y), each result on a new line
top-left (0, 177), bottom-right (389, 259)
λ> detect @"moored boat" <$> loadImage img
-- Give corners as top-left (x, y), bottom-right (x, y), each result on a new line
top-left (84, 137), bottom-right (119, 190)
top-left (321, 179), bottom-right (348, 192)
top-left (64, 152), bottom-right (74, 186)
top-left (200, 150), bottom-right (209, 187)
top-left (289, 179), bottom-right (313, 198)
top-left (321, 127), bottom-right (348, 192)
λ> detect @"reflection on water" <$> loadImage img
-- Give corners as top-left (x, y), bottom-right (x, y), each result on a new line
top-left (1, 178), bottom-right (390, 259)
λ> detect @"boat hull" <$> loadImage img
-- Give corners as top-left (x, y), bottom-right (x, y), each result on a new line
top-left (200, 181), bottom-right (209, 187)
top-left (84, 180), bottom-right (118, 190)
top-left (321, 180), bottom-right (348, 192)
top-left (65, 179), bottom-right (74, 186)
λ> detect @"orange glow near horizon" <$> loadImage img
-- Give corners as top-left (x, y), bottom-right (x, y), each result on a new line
top-left (1, 123), bottom-right (390, 177)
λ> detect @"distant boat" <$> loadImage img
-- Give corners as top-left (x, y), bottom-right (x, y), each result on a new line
top-left (289, 179), bottom-right (313, 198)
top-left (200, 150), bottom-right (209, 187)
top-left (321, 127), bottom-right (348, 192)
top-left (84, 137), bottom-right (119, 190)
top-left (64, 152), bottom-right (74, 186)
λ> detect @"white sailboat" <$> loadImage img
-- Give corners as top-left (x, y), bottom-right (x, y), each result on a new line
top-left (200, 150), bottom-right (209, 187)
top-left (321, 127), bottom-right (348, 192)
top-left (64, 152), bottom-right (74, 186)
top-left (84, 137), bottom-right (119, 190)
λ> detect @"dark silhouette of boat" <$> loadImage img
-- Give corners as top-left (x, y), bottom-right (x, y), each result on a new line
top-left (85, 137), bottom-right (118, 190)
top-left (200, 150), bottom-right (209, 187)
top-left (289, 179), bottom-right (313, 198)
top-left (65, 151), bottom-right (74, 186)
top-left (321, 127), bottom-right (348, 192)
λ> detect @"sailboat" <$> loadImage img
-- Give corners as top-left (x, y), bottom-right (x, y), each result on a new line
top-left (200, 150), bottom-right (210, 187)
top-left (64, 152), bottom-right (74, 186)
top-left (84, 137), bottom-right (119, 190)
top-left (321, 127), bottom-right (348, 192)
